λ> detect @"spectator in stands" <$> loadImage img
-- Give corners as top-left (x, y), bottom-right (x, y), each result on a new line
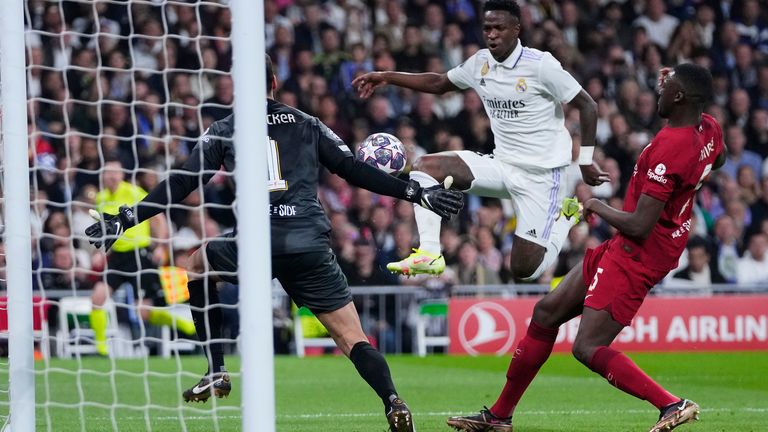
top-left (723, 123), bottom-right (762, 181)
top-left (671, 236), bottom-right (726, 286)
top-left (453, 238), bottom-right (501, 286)
top-left (476, 226), bottom-right (503, 274)
top-left (729, 88), bottom-right (752, 128)
top-left (737, 165), bottom-right (761, 205)
top-left (753, 66), bottom-right (768, 111)
top-left (633, 0), bottom-right (679, 49)
top-left (343, 237), bottom-right (396, 287)
top-left (712, 21), bottom-right (740, 74)
top-left (24, 0), bottom-right (768, 354)
top-left (737, 232), bottom-right (768, 284)
top-left (90, 156), bottom-right (192, 356)
top-left (748, 109), bottom-right (768, 158)
top-left (693, 4), bottom-right (716, 49)
top-left (713, 215), bottom-right (742, 283)
top-left (39, 244), bottom-right (95, 292)
top-left (735, 0), bottom-right (768, 54)
top-left (201, 75), bottom-right (234, 123)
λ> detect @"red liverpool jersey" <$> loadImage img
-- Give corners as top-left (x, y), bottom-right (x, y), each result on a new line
top-left (617, 113), bottom-right (724, 272)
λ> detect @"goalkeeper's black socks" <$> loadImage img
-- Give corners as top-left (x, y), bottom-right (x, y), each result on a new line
top-left (188, 278), bottom-right (226, 374)
top-left (349, 341), bottom-right (398, 411)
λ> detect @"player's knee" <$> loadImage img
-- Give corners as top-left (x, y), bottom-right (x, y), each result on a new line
top-left (532, 299), bottom-right (557, 328)
top-left (571, 339), bottom-right (594, 365)
top-left (517, 262), bottom-right (546, 282)
top-left (91, 282), bottom-right (108, 306)
top-left (512, 261), bottom-right (540, 281)
top-left (412, 155), bottom-right (443, 179)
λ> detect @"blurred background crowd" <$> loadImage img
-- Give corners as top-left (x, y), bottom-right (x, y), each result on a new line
top-left (4, 0), bottom-right (768, 312)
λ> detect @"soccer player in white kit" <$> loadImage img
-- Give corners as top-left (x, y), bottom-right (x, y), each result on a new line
top-left (353, 0), bottom-right (608, 281)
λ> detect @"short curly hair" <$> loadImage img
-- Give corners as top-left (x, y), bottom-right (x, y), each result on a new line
top-left (483, 0), bottom-right (522, 21)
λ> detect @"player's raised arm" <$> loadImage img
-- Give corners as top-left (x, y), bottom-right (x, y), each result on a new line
top-left (568, 90), bottom-right (610, 186)
top-left (352, 71), bottom-right (458, 99)
top-left (315, 120), bottom-right (463, 219)
top-left (86, 124), bottom-right (228, 251)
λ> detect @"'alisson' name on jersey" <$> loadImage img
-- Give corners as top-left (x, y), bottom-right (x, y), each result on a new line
top-left (482, 96), bottom-right (526, 119)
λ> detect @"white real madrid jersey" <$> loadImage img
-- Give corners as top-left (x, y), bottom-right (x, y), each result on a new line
top-left (447, 40), bottom-right (582, 169)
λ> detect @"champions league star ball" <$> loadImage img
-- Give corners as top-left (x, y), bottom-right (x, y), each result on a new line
top-left (356, 133), bottom-right (407, 175)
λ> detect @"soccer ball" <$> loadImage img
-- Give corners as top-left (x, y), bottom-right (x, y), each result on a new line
top-left (356, 133), bottom-right (407, 175)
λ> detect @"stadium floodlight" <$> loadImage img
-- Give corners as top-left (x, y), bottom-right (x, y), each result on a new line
top-left (1, 0), bottom-right (36, 430)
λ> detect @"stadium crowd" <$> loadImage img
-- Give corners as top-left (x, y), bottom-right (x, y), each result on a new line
top-left (4, 0), bottom-right (768, 348)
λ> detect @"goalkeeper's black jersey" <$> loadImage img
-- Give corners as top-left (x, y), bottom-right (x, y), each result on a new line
top-left (137, 99), bottom-right (411, 255)
top-left (178, 100), bottom-right (353, 254)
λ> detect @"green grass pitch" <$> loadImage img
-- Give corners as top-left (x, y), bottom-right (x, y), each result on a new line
top-left (11, 352), bottom-right (768, 431)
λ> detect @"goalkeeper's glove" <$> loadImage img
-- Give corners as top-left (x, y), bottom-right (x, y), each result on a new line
top-left (405, 175), bottom-right (464, 219)
top-left (85, 205), bottom-right (137, 251)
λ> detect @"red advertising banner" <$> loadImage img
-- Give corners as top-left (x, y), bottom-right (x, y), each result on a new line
top-left (448, 295), bottom-right (768, 354)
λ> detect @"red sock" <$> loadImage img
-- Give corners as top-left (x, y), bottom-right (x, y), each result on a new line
top-left (588, 346), bottom-right (679, 409)
top-left (489, 321), bottom-right (558, 418)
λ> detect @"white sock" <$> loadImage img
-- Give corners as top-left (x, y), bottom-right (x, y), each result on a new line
top-left (547, 215), bottom-right (573, 255)
top-left (409, 170), bottom-right (442, 255)
top-left (521, 216), bottom-right (574, 281)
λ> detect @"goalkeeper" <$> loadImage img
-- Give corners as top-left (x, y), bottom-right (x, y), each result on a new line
top-left (86, 54), bottom-right (463, 432)
top-left (91, 156), bottom-right (196, 356)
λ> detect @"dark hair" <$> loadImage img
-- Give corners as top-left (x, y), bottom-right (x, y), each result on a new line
top-left (265, 53), bottom-right (274, 92)
top-left (103, 153), bottom-right (122, 165)
top-left (673, 62), bottom-right (713, 106)
top-left (686, 236), bottom-right (708, 252)
top-left (483, 0), bottom-right (522, 20)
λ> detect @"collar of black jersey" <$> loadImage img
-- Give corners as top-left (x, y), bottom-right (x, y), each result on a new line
top-left (487, 38), bottom-right (524, 70)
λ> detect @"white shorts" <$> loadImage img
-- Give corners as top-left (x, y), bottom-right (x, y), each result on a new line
top-left (454, 151), bottom-right (566, 247)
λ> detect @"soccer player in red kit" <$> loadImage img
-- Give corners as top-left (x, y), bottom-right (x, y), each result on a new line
top-left (447, 63), bottom-right (725, 432)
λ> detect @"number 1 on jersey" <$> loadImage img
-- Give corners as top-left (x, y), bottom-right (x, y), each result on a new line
top-left (267, 136), bottom-right (288, 191)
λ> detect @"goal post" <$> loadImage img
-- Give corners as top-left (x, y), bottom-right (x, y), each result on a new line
top-left (229, 0), bottom-right (275, 431)
top-left (1, 0), bottom-right (275, 429)
top-left (0, 0), bottom-right (36, 431)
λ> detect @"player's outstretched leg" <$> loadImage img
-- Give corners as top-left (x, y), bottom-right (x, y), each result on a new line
top-left (317, 302), bottom-right (414, 432)
top-left (448, 265), bottom-right (588, 430)
top-left (182, 277), bottom-right (229, 402)
top-left (574, 308), bottom-right (684, 428)
top-left (387, 170), bottom-right (446, 276)
top-left (182, 247), bottom-right (229, 402)
top-left (649, 399), bottom-right (700, 432)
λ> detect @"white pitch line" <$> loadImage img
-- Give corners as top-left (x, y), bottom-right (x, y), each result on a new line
top-left (82, 406), bottom-right (768, 422)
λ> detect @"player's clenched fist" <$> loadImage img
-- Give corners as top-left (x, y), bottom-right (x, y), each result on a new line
top-left (85, 205), bottom-right (137, 251)
top-left (580, 161), bottom-right (611, 186)
top-left (352, 72), bottom-right (387, 99)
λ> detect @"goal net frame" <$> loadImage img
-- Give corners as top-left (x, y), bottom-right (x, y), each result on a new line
top-left (0, 0), bottom-right (273, 430)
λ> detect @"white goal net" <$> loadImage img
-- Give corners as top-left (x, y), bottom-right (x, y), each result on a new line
top-left (3, 1), bottom-right (261, 430)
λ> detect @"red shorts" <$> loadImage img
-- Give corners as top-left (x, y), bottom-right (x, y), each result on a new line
top-left (581, 239), bottom-right (669, 326)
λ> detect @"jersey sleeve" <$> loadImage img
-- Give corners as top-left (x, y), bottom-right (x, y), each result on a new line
top-left (538, 52), bottom-right (582, 103)
top-left (316, 118), bottom-right (354, 171)
top-left (135, 123), bottom-right (226, 222)
top-left (184, 125), bottom-right (227, 182)
top-left (639, 143), bottom-right (682, 202)
top-left (446, 51), bottom-right (479, 90)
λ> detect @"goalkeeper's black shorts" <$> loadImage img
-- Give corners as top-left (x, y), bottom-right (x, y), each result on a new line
top-left (205, 232), bottom-right (352, 314)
